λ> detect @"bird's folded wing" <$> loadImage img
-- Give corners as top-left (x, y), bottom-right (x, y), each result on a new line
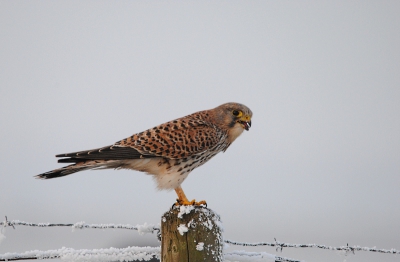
top-left (116, 118), bottom-right (225, 159)
top-left (56, 145), bottom-right (155, 163)
top-left (56, 118), bottom-right (224, 163)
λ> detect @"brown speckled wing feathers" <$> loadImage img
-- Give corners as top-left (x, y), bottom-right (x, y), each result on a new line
top-left (116, 117), bottom-right (225, 159)
top-left (56, 116), bottom-right (224, 163)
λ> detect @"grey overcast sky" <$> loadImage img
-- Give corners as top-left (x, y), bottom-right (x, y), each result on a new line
top-left (0, 1), bottom-right (399, 262)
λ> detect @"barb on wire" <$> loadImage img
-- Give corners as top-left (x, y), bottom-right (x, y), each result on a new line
top-left (224, 239), bottom-right (400, 255)
top-left (3, 216), bottom-right (15, 230)
top-left (0, 246), bottom-right (160, 262)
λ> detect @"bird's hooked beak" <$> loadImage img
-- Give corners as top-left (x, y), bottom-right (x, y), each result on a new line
top-left (238, 115), bottom-right (252, 131)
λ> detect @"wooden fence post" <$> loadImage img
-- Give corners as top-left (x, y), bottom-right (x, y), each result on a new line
top-left (161, 206), bottom-right (223, 262)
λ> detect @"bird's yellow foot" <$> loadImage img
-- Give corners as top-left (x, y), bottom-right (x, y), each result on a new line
top-left (174, 186), bottom-right (207, 206)
top-left (175, 198), bottom-right (207, 206)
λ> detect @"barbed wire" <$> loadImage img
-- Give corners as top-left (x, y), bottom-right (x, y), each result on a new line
top-left (2, 217), bottom-right (399, 260)
top-left (2, 218), bottom-right (398, 255)
top-left (0, 216), bottom-right (161, 240)
top-left (224, 239), bottom-right (400, 254)
top-left (0, 246), bottom-right (160, 261)
top-left (224, 251), bottom-right (301, 262)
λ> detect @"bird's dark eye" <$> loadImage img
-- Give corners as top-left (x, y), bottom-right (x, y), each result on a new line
top-left (232, 110), bottom-right (240, 116)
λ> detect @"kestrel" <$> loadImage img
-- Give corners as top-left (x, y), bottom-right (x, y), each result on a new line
top-left (36, 102), bottom-right (252, 205)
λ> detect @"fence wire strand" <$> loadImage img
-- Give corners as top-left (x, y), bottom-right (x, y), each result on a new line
top-left (0, 218), bottom-right (161, 240)
top-left (224, 251), bottom-right (301, 262)
top-left (0, 246), bottom-right (160, 262)
top-left (223, 239), bottom-right (400, 254)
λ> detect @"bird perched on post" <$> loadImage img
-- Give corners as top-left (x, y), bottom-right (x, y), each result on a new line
top-left (36, 102), bottom-right (252, 205)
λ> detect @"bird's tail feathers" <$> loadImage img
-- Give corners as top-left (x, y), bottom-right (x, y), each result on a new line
top-left (35, 160), bottom-right (114, 179)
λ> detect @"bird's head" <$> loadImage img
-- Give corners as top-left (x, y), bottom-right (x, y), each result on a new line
top-left (211, 102), bottom-right (253, 143)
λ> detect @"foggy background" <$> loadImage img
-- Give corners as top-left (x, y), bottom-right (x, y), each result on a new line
top-left (1, 1), bottom-right (399, 262)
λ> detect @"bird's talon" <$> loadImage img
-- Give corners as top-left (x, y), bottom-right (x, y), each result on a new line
top-left (172, 199), bottom-right (180, 208)
top-left (197, 200), bottom-right (207, 207)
